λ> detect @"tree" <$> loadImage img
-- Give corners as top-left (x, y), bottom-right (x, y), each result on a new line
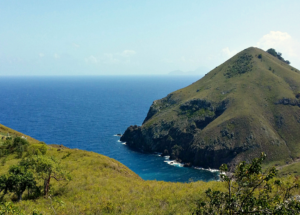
top-left (7, 165), bottom-right (36, 201)
top-left (266, 48), bottom-right (291, 65)
top-left (0, 175), bottom-right (9, 200)
top-left (0, 165), bottom-right (36, 202)
top-left (20, 156), bottom-right (70, 197)
top-left (267, 48), bottom-right (277, 57)
top-left (194, 153), bottom-right (300, 214)
top-left (12, 137), bottom-right (29, 158)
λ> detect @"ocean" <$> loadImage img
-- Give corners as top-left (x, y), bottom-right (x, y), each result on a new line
top-left (0, 76), bottom-right (219, 182)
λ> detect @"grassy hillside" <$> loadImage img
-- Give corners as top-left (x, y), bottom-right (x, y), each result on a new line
top-left (1, 125), bottom-right (300, 214)
top-left (121, 47), bottom-right (300, 170)
top-left (0, 124), bottom-right (224, 214)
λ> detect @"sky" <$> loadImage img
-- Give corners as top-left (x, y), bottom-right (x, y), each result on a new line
top-left (1, 0), bottom-right (300, 76)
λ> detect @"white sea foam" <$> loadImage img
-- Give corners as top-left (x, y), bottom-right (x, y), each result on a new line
top-left (164, 160), bottom-right (184, 167)
top-left (117, 140), bottom-right (126, 145)
top-left (154, 152), bottom-right (162, 156)
top-left (164, 156), bottom-right (170, 160)
top-left (193, 167), bottom-right (219, 173)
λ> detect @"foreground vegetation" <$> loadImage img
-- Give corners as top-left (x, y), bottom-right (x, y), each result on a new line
top-left (1, 125), bottom-right (300, 214)
top-left (196, 153), bottom-right (300, 214)
top-left (0, 124), bottom-right (224, 214)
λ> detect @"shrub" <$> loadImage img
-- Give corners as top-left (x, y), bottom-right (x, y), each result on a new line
top-left (258, 54), bottom-right (262, 59)
top-left (27, 144), bottom-right (47, 156)
top-left (194, 153), bottom-right (300, 214)
top-left (224, 53), bottom-right (253, 78)
top-left (39, 144), bottom-right (47, 155)
top-left (267, 48), bottom-right (277, 57)
top-left (267, 48), bottom-right (291, 64)
top-left (0, 202), bottom-right (23, 215)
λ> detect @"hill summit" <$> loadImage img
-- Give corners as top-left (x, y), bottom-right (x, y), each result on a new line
top-left (121, 47), bottom-right (300, 169)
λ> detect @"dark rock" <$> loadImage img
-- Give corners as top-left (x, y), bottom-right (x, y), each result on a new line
top-left (275, 97), bottom-right (300, 106)
top-left (221, 129), bottom-right (229, 137)
top-left (161, 149), bottom-right (169, 157)
top-left (120, 125), bottom-right (146, 151)
top-left (275, 115), bottom-right (284, 128)
top-left (183, 163), bottom-right (192, 167)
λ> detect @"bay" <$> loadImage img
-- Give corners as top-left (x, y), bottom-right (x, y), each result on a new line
top-left (0, 76), bottom-right (218, 182)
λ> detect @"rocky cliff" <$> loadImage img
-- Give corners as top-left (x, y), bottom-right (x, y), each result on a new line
top-left (121, 47), bottom-right (300, 170)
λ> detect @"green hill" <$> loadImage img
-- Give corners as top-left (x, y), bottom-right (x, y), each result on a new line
top-left (0, 124), bottom-right (223, 214)
top-left (121, 47), bottom-right (300, 170)
top-left (0, 119), bottom-right (299, 213)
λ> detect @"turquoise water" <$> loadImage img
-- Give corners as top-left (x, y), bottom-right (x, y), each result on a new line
top-left (0, 76), bottom-right (219, 182)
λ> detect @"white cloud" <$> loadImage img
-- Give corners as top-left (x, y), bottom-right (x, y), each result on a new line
top-left (85, 50), bottom-right (136, 65)
top-left (39, 53), bottom-right (44, 58)
top-left (54, 53), bottom-right (60, 59)
top-left (256, 31), bottom-right (300, 58)
top-left (222, 47), bottom-right (238, 58)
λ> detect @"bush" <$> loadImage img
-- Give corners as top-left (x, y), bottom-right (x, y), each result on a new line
top-left (267, 48), bottom-right (291, 64)
top-left (267, 48), bottom-right (277, 57)
top-left (0, 202), bottom-right (23, 215)
top-left (224, 53), bottom-right (253, 78)
top-left (13, 137), bottom-right (29, 158)
top-left (27, 144), bottom-right (47, 156)
top-left (39, 144), bottom-right (47, 155)
top-left (194, 153), bottom-right (300, 214)
top-left (258, 54), bottom-right (262, 59)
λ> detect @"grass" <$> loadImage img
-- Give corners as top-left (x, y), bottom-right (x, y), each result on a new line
top-left (0, 124), bottom-right (225, 214)
top-left (0, 124), bottom-right (299, 214)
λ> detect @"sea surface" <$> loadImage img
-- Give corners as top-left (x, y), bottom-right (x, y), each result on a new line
top-left (0, 76), bottom-right (219, 182)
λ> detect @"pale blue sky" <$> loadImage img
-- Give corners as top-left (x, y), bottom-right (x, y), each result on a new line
top-left (1, 0), bottom-right (300, 75)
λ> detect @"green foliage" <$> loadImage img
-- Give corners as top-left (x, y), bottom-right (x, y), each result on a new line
top-left (0, 137), bottom-right (29, 158)
top-left (267, 48), bottom-right (291, 64)
top-left (258, 54), bottom-right (262, 59)
top-left (20, 155), bottom-right (71, 197)
top-left (26, 144), bottom-right (47, 156)
top-left (1, 157), bottom-right (7, 166)
top-left (224, 53), bottom-right (253, 78)
top-left (39, 144), bottom-right (47, 155)
top-left (0, 202), bottom-right (23, 215)
top-left (61, 152), bottom-right (71, 159)
top-left (194, 153), bottom-right (300, 214)
top-left (184, 108), bottom-right (215, 119)
top-left (171, 144), bottom-right (183, 159)
top-left (267, 48), bottom-right (277, 57)
top-left (0, 165), bottom-right (37, 202)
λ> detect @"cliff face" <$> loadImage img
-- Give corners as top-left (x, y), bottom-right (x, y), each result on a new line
top-left (121, 47), bottom-right (300, 170)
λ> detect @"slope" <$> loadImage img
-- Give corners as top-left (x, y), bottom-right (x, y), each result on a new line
top-left (0, 124), bottom-right (222, 214)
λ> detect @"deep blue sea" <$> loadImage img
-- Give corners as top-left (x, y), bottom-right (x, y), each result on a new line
top-left (0, 76), bottom-right (219, 182)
